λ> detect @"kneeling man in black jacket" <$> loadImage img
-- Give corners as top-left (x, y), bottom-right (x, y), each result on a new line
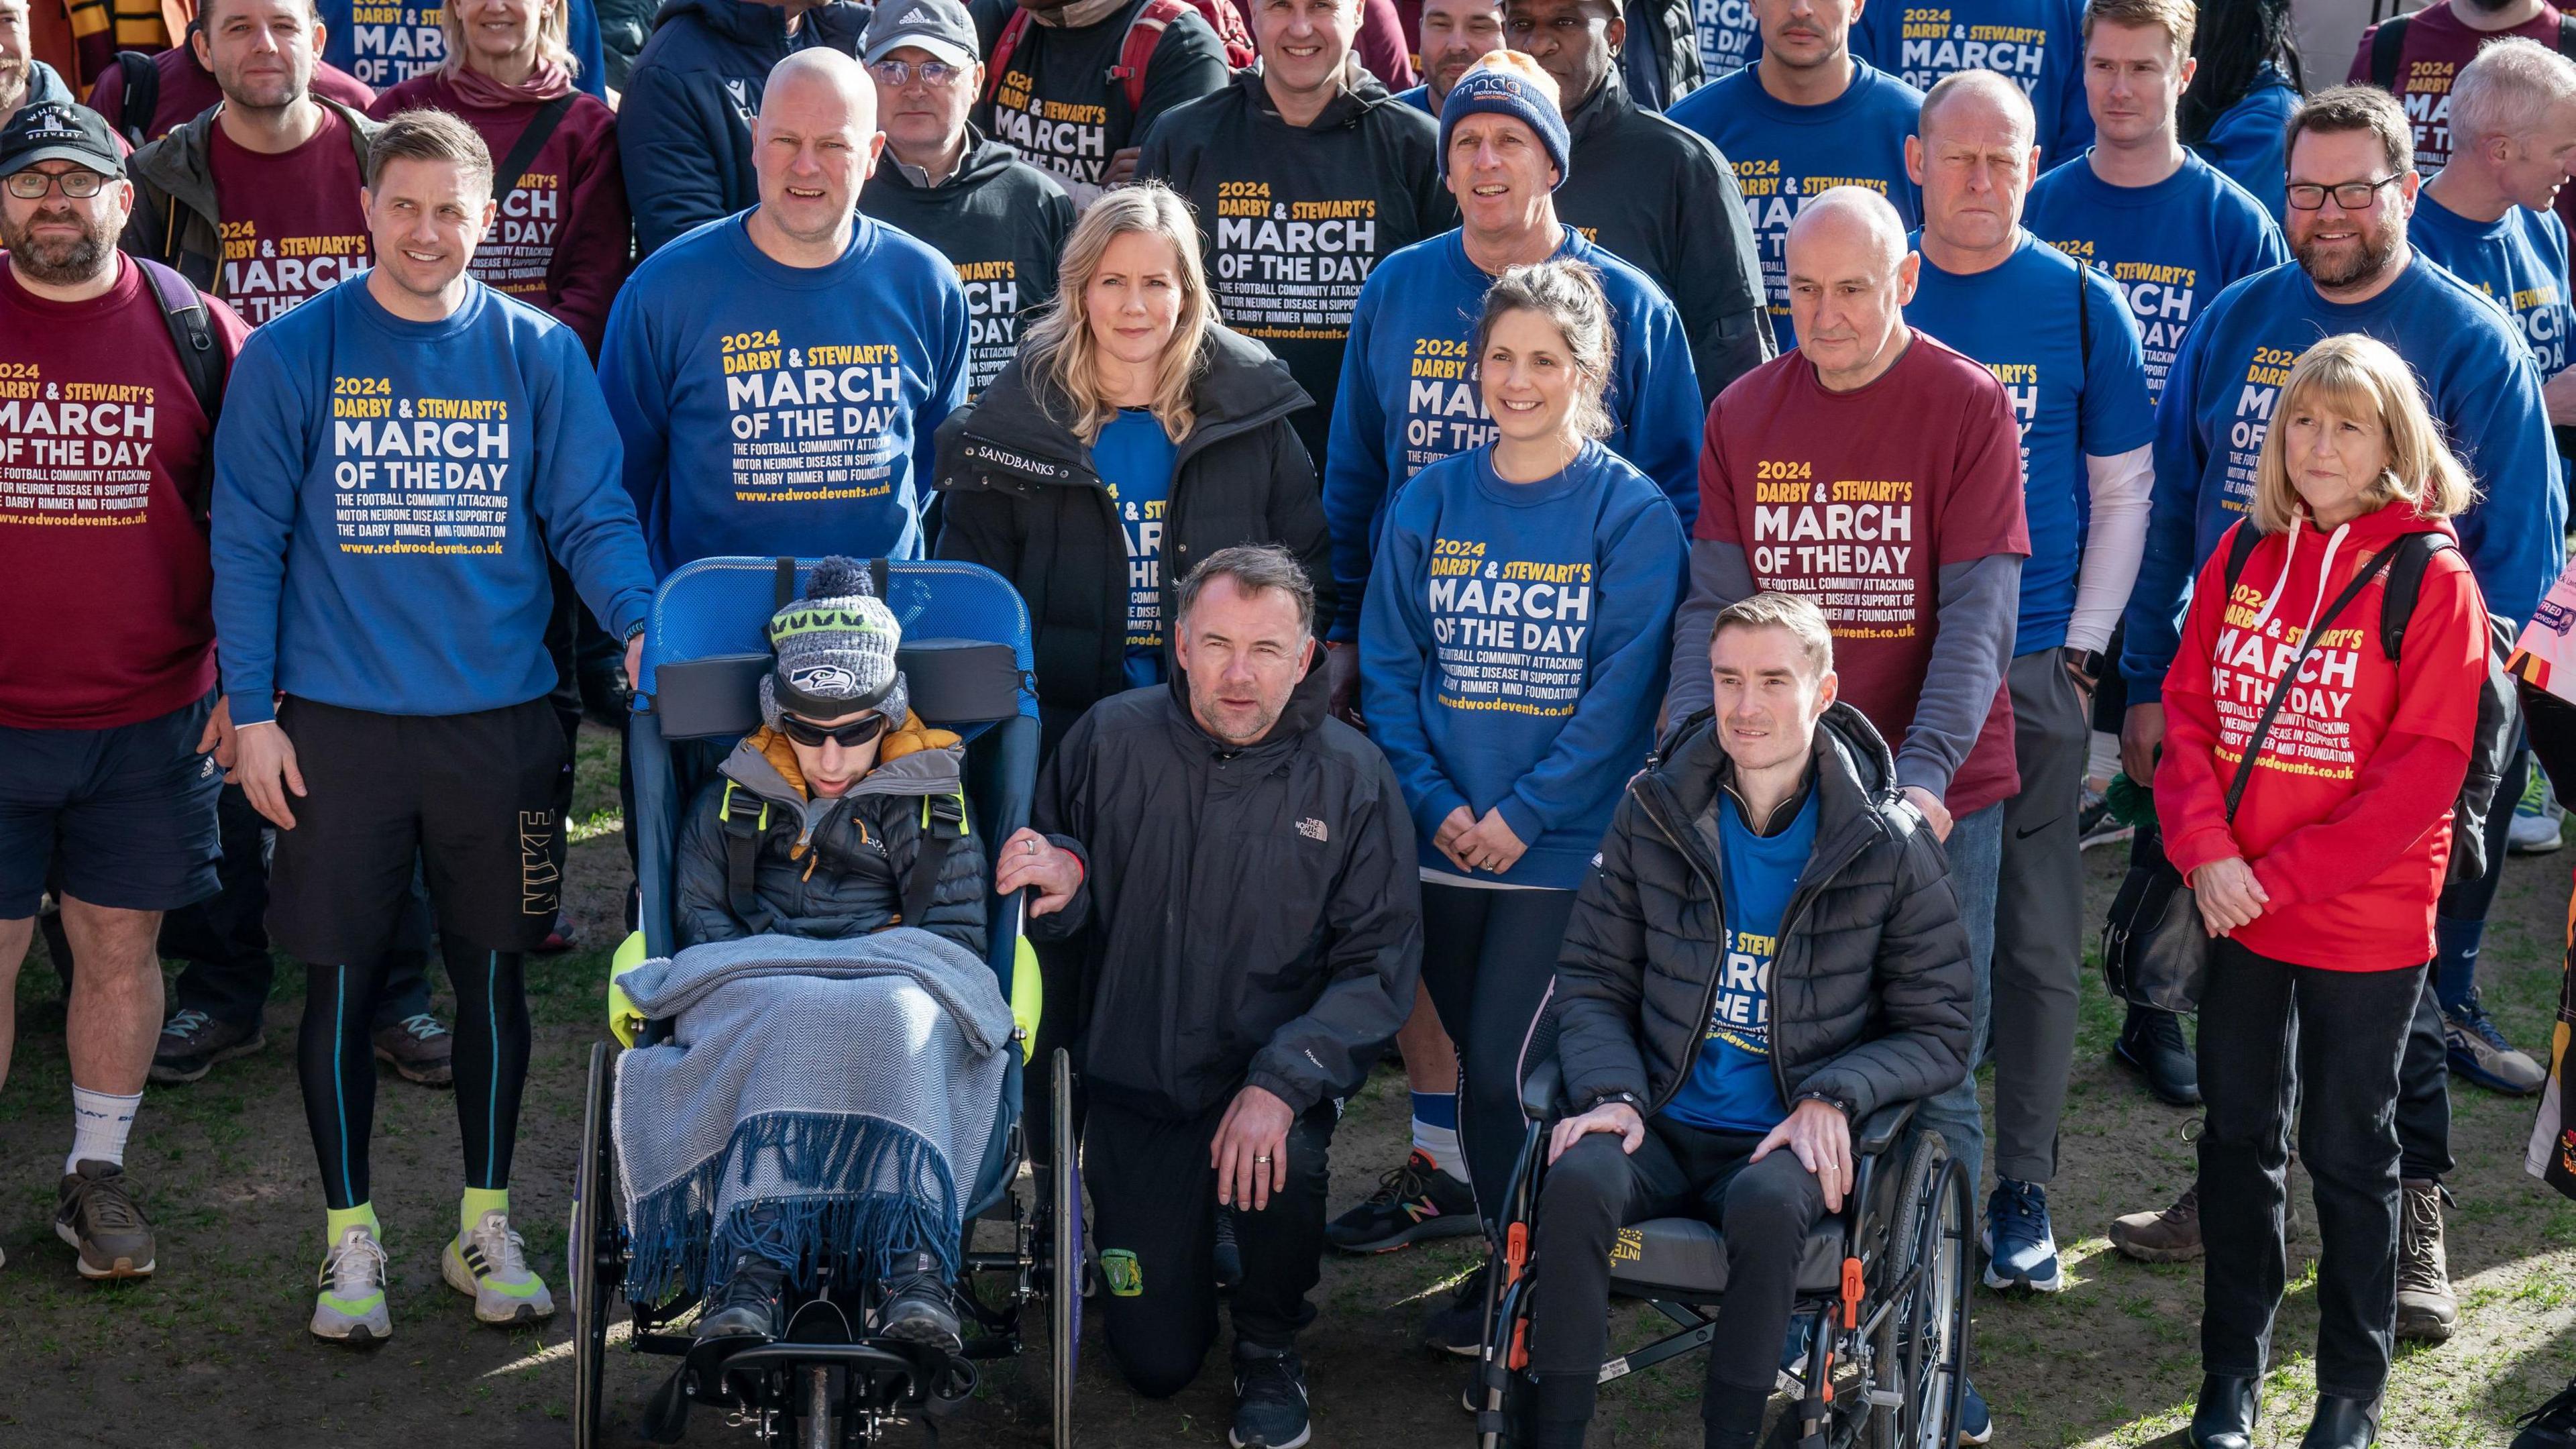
top-left (995, 544), bottom-right (1421, 1449)
top-left (1531, 592), bottom-right (1974, 1449)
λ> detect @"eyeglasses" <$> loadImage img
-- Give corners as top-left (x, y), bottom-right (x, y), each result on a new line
top-left (868, 58), bottom-right (966, 87)
top-left (2284, 174), bottom-right (2404, 211)
top-left (778, 712), bottom-right (890, 749)
top-left (3, 169), bottom-right (110, 200)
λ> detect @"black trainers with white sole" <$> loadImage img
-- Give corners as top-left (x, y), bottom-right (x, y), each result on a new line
top-left (1231, 1344), bottom-right (1311, 1449)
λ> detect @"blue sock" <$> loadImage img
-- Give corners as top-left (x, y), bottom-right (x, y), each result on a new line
top-left (1409, 1091), bottom-right (1462, 1178)
top-left (2434, 916), bottom-right (2481, 1014)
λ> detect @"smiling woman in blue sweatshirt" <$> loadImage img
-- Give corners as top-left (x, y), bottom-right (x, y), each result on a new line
top-left (1361, 258), bottom-right (1685, 1245)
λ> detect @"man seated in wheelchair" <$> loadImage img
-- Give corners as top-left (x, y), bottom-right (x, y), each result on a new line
top-left (614, 556), bottom-right (997, 1354)
top-left (1527, 592), bottom-right (1973, 1449)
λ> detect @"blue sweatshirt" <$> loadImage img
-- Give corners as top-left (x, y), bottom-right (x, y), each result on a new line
top-left (1668, 61), bottom-right (1925, 353)
top-left (210, 279), bottom-right (654, 727)
top-left (598, 213), bottom-right (971, 576)
top-left (2122, 255), bottom-right (2566, 699)
top-left (1904, 231), bottom-right (2156, 655)
top-left (1692, 0), bottom-right (1762, 78)
top-left (1395, 84), bottom-right (1432, 113)
top-left (1360, 440), bottom-right (1685, 887)
top-left (2025, 150), bottom-right (2290, 406)
top-left (2194, 65), bottom-right (2299, 225)
top-left (1322, 225), bottom-right (1703, 640)
top-left (2409, 193), bottom-right (2575, 380)
top-left (319, 0), bottom-right (606, 97)
top-left (1853, 0), bottom-right (2091, 166)
top-left (1662, 786), bottom-right (1816, 1133)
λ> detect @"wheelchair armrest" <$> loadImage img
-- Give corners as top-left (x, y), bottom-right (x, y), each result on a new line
top-left (1851, 1100), bottom-right (1916, 1156)
top-left (1519, 1056), bottom-right (1565, 1120)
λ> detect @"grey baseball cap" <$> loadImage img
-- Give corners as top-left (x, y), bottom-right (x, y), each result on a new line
top-left (863, 0), bottom-right (981, 68)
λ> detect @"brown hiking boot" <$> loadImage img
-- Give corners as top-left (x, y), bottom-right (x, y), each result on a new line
top-left (372, 1012), bottom-right (454, 1087)
top-left (2110, 1182), bottom-right (2202, 1262)
top-left (2396, 1179), bottom-right (2457, 1342)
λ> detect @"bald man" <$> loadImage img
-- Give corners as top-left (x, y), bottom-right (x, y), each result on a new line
top-left (602, 49), bottom-right (972, 574)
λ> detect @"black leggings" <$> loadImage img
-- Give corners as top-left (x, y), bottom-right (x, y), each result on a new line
top-left (1419, 883), bottom-right (1578, 1229)
top-left (300, 936), bottom-right (531, 1211)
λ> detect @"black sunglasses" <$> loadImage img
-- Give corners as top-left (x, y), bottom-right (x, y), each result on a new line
top-left (778, 712), bottom-right (890, 749)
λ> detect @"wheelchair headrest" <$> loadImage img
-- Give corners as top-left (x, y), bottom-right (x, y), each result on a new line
top-left (655, 639), bottom-right (1024, 741)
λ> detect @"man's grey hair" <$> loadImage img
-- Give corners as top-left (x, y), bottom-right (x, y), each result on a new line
top-left (1175, 545), bottom-right (1318, 639)
top-left (2451, 36), bottom-right (2576, 150)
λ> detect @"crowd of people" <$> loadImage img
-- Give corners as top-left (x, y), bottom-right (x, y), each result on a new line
top-left (7, 0), bottom-right (2576, 1444)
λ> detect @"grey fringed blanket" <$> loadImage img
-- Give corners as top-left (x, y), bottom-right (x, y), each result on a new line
top-left (610, 930), bottom-right (1013, 1299)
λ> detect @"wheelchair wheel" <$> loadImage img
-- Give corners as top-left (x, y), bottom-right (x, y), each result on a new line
top-left (1870, 1135), bottom-right (1970, 1449)
top-left (1049, 1047), bottom-right (1081, 1449)
top-left (572, 1040), bottom-right (622, 1449)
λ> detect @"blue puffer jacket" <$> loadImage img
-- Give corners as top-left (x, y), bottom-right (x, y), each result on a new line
top-left (619, 0), bottom-right (869, 257)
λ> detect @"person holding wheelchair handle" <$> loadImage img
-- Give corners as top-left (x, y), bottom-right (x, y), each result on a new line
top-left (1534, 591), bottom-right (1973, 1449)
top-left (2153, 334), bottom-right (2490, 1449)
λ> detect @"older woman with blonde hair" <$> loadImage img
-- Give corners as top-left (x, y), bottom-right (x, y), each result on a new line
top-left (2155, 333), bottom-right (2489, 1449)
top-left (935, 181), bottom-right (1332, 749)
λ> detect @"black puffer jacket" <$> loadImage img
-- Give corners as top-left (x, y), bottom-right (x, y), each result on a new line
top-left (932, 324), bottom-right (1334, 735)
top-left (1554, 702), bottom-right (1972, 1124)
top-left (1030, 665), bottom-right (1421, 1119)
top-left (674, 725), bottom-right (987, 954)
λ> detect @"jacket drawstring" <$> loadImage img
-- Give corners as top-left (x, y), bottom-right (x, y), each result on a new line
top-left (2243, 512), bottom-right (2352, 651)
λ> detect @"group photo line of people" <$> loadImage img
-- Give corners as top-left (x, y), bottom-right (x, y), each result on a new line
top-left (7, 0), bottom-right (2576, 1441)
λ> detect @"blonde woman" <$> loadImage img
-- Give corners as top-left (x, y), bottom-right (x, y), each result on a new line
top-left (934, 182), bottom-right (1331, 748)
top-left (370, 0), bottom-right (629, 352)
top-left (2155, 334), bottom-right (2489, 1449)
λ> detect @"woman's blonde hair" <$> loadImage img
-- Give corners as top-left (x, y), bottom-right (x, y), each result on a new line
top-left (2249, 333), bottom-right (2477, 533)
top-left (441, 0), bottom-right (579, 84)
top-left (1022, 183), bottom-right (1215, 445)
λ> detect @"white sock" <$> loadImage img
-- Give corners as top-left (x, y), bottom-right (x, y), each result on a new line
top-left (1411, 1120), bottom-right (1464, 1179)
top-left (68, 1085), bottom-right (142, 1175)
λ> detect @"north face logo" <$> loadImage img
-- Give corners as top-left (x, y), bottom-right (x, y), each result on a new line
top-left (1296, 818), bottom-right (1328, 842)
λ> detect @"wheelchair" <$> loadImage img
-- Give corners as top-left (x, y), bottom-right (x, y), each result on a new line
top-left (566, 556), bottom-right (1082, 1449)
top-left (1473, 1016), bottom-right (1973, 1449)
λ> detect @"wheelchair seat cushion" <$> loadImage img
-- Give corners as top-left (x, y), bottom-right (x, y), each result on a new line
top-left (1607, 1214), bottom-right (1847, 1301)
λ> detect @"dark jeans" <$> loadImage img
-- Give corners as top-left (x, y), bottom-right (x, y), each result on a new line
top-left (1419, 884), bottom-right (1580, 1228)
top-left (1529, 1116), bottom-right (1827, 1423)
top-left (1082, 1093), bottom-right (1336, 1397)
top-left (2198, 939), bottom-right (2422, 1401)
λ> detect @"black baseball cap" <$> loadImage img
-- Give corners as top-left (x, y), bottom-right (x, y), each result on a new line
top-left (0, 104), bottom-right (127, 180)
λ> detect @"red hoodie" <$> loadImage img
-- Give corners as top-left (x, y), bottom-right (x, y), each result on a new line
top-left (2156, 504), bottom-right (2487, 970)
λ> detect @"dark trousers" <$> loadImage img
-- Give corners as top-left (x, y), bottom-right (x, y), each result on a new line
top-left (1083, 1093), bottom-right (1337, 1397)
top-left (1419, 884), bottom-right (1579, 1227)
top-left (1529, 1117), bottom-right (1827, 1422)
top-left (2198, 940), bottom-right (2422, 1401)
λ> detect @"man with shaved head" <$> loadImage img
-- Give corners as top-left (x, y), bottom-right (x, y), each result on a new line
top-left (1667, 180), bottom-right (2025, 1442)
top-left (602, 48), bottom-right (971, 574)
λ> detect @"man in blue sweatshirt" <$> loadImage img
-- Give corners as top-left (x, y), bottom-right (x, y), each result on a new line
top-left (2118, 85), bottom-right (2564, 1342)
top-left (601, 49), bottom-right (971, 576)
top-left (211, 110), bottom-right (656, 1346)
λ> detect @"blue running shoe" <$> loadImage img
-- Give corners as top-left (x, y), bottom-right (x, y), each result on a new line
top-left (1982, 1179), bottom-right (2064, 1292)
top-left (1958, 1378), bottom-right (1993, 1444)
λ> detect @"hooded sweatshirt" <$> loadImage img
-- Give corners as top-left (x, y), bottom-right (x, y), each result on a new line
top-left (370, 73), bottom-right (630, 355)
top-left (318, 0), bottom-right (606, 96)
top-left (2156, 508), bottom-right (2489, 970)
top-left (85, 48), bottom-right (376, 146)
top-left (967, 0), bottom-right (1229, 207)
top-left (859, 132), bottom-right (1077, 395)
top-left (1138, 68), bottom-right (1456, 470)
top-left (619, 0), bottom-right (870, 256)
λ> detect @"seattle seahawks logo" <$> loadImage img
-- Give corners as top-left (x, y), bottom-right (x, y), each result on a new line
top-left (790, 665), bottom-right (862, 694)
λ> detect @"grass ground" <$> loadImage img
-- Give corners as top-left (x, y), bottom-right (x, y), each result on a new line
top-left (2, 722), bottom-right (2570, 1447)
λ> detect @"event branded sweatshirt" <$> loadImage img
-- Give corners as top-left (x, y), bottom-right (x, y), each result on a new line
top-left (1660, 786), bottom-right (1816, 1132)
top-left (599, 213), bottom-right (971, 575)
top-left (1140, 70), bottom-right (1455, 471)
top-left (1360, 439), bottom-right (1686, 888)
top-left (320, 0), bottom-right (606, 97)
top-left (1322, 225), bottom-right (1704, 639)
top-left (1904, 231), bottom-right (2157, 655)
top-left (2408, 193), bottom-right (2575, 380)
top-left (2192, 62), bottom-right (2299, 225)
top-left (125, 103), bottom-right (378, 321)
top-left (859, 134), bottom-right (1076, 395)
top-left (969, 0), bottom-right (1229, 206)
top-left (2024, 149), bottom-right (2290, 405)
top-left (209, 280), bottom-right (655, 725)
top-left (2157, 508), bottom-right (2487, 969)
top-left (2351, 2), bottom-right (2576, 250)
top-left (1668, 60), bottom-right (1924, 352)
top-left (0, 260), bottom-right (250, 729)
top-left (1691, 0), bottom-right (1762, 78)
top-left (2122, 256), bottom-right (2564, 700)
top-left (1853, 0), bottom-right (2091, 166)
top-left (370, 74), bottom-right (631, 355)
top-left (86, 48), bottom-right (375, 145)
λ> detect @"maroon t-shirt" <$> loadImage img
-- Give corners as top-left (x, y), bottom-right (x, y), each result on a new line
top-left (1696, 330), bottom-right (2029, 816)
top-left (0, 258), bottom-right (250, 729)
top-left (85, 49), bottom-right (376, 144)
top-left (369, 73), bottom-right (631, 354)
top-left (2350, 1), bottom-right (2576, 251)
top-left (208, 109), bottom-right (373, 325)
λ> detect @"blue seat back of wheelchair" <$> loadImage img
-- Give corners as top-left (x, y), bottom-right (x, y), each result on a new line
top-left (627, 555), bottom-right (1040, 1222)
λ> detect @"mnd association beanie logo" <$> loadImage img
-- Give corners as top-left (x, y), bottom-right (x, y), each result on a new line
top-left (1438, 65), bottom-right (1570, 190)
top-left (761, 556), bottom-right (909, 729)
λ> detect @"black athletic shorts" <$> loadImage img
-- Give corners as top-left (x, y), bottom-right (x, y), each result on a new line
top-left (0, 692), bottom-right (222, 918)
top-left (266, 697), bottom-right (568, 963)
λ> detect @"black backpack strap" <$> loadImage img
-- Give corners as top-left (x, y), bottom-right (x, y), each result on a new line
top-left (2370, 13), bottom-right (2410, 92)
top-left (2224, 543), bottom-right (2404, 818)
top-left (869, 556), bottom-right (890, 600)
top-left (2220, 519), bottom-right (2262, 594)
top-left (113, 50), bottom-right (158, 149)
top-left (135, 257), bottom-right (225, 523)
top-left (491, 95), bottom-right (576, 210)
top-left (2377, 531), bottom-right (2452, 660)
top-left (898, 792), bottom-right (969, 929)
top-left (719, 782), bottom-right (778, 936)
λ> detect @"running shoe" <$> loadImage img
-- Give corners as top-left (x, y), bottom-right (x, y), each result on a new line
top-left (2112, 1004), bottom-right (2200, 1106)
top-left (312, 1223), bottom-right (392, 1344)
top-left (56, 1161), bottom-right (156, 1279)
top-left (150, 1008), bottom-right (266, 1085)
top-left (2079, 784), bottom-right (2133, 850)
top-left (2512, 769), bottom-right (2563, 855)
top-left (373, 1012), bottom-right (455, 1087)
top-left (444, 1209), bottom-right (555, 1324)
top-left (1230, 1344), bottom-right (1312, 1449)
top-left (2445, 994), bottom-right (2546, 1095)
top-left (1982, 1179), bottom-right (2064, 1292)
top-left (1326, 1149), bottom-right (1481, 1253)
top-left (1959, 1378), bottom-right (1993, 1444)
top-left (696, 1250), bottom-right (787, 1340)
top-left (1421, 1261), bottom-right (1490, 1356)
top-left (2514, 1375), bottom-right (2576, 1448)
